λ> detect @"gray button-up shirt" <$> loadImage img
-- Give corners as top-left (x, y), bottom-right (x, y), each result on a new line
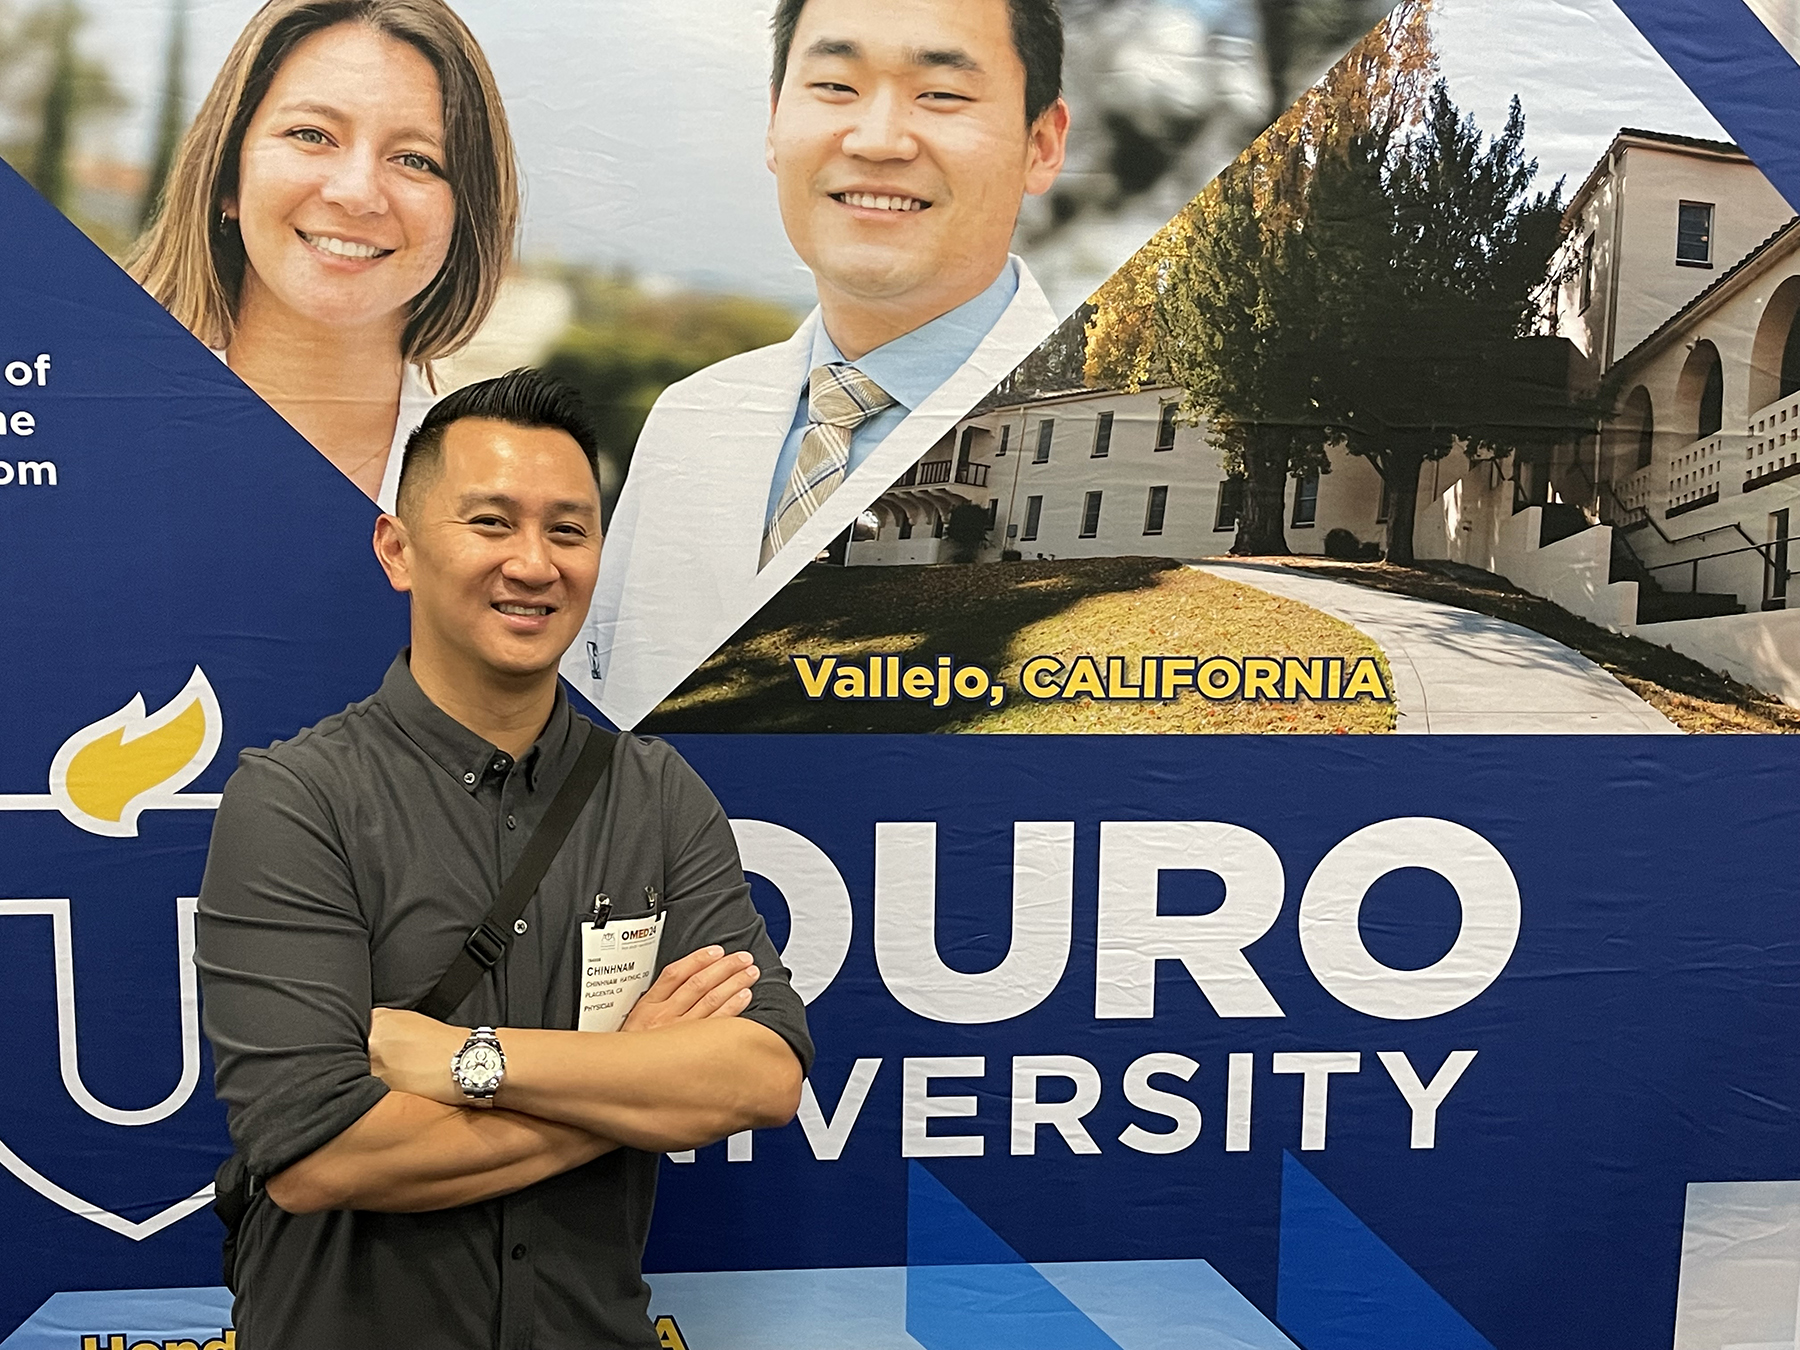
top-left (196, 655), bottom-right (812, 1349)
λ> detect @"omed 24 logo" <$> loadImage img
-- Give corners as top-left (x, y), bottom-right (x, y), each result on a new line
top-left (0, 669), bottom-right (224, 1239)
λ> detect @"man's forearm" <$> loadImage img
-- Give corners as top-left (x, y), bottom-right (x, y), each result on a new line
top-left (495, 1018), bottom-right (803, 1152)
top-left (265, 1089), bottom-right (618, 1215)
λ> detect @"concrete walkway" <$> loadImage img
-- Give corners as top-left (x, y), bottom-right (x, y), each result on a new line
top-left (1194, 561), bottom-right (1681, 734)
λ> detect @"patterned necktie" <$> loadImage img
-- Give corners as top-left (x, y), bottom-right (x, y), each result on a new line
top-left (761, 362), bottom-right (895, 568)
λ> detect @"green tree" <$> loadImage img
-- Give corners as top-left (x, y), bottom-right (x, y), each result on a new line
top-left (0, 1), bottom-right (125, 222)
top-left (1310, 85), bottom-right (1564, 563)
top-left (540, 271), bottom-right (800, 499)
top-left (943, 501), bottom-right (990, 563)
top-left (1157, 149), bottom-right (1325, 554)
top-left (1086, 0), bottom-right (1438, 556)
top-left (29, 0), bottom-right (77, 210)
top-left (139, 0), bottom-right (186, 229)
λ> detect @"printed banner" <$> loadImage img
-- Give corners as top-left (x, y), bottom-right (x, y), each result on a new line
top-left (3, 0), bottom-right (1800, 1346)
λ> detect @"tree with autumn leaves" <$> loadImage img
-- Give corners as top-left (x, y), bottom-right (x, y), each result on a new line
top-left (1086, 0), bottom-right (1567, 562)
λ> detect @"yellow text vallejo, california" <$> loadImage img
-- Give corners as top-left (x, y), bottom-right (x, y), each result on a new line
top-left (790, 654), bottom-right (1390, 706)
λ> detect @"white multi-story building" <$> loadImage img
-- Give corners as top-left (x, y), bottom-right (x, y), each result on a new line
top-left (848, 386), bottom-right (1389, 567)
top-left (853, 126), bottom-right (1800, 704)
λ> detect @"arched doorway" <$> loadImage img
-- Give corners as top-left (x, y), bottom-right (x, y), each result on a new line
top-left (1750, 273), bottom-right (1800, 413)
top-left (1677, 340), bottom-right (1726, 441)
top-left (1700, 361), bottom-right (1724, 438)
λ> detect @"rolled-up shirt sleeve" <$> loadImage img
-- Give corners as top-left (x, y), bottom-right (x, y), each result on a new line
top-left (652, 745), bottom-right (815, 1076)
top-left (196, 751), bottom-right (388, 1178)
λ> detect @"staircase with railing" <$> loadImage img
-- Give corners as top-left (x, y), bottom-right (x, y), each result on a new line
top-left (1608, 525), bottom-right (1760, 623)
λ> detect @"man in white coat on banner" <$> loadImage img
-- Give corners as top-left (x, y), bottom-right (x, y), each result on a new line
top-left (568, 0), bottom-right (1069, 729)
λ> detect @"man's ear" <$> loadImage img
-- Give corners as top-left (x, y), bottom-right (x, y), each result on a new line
top-left (372, 513), bottom-right (415, 595)
top-left (766, 88), bottom-right (781, 176)
top-left (1023, 97), bottom-right (1071, 196)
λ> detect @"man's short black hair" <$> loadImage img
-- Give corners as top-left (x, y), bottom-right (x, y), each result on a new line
top-left (770, 0), bottom-right (1063, 125)
top-left (397, 367), bottom-right (601, 518)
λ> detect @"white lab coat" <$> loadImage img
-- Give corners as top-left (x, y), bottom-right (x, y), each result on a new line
top-left (564, 258), bottom-right (1059, 729)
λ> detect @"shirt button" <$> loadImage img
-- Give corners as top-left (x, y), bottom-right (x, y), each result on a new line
top-left (513, 918), bottom-right (528, 935)
top-left (511, 1243), bottom-right (528, 1260)
top-left (492, 755), bottom-right (511, 774)
top-left (462, 772), bottom-right (477, 786)
top-left (506, 814), bottom-right (517, 830)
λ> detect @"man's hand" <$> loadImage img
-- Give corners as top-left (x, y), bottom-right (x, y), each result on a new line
top-left (621, 946), bottom-right (759, 1033)
top-left (370, 1008), bottom-right (468, 1107)
top-left (368, 947), bottom-right (761, 1104)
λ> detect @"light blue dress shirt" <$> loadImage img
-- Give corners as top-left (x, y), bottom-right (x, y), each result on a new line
top-left (764, 259), bottom-right (1021, 527)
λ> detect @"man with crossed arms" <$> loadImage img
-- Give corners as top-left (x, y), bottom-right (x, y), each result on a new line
top-left (197, 369), bottom-right (810, 1347)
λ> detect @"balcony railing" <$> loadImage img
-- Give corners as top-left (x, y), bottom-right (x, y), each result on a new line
top-left (1614, 465), bottom-right (1653, 514)
top-left (1668, 432), bottom-right (1727, 514)
top-left (901, 460), bottom-right (989, 489)
top-left (1745, 389), bottom-right (1800, 492)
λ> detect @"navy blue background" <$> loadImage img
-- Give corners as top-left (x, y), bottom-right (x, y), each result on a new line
top-left (650, 736), bottom-right (1800, 1350)
top-left (0, 159), bottom-right (406, 1331)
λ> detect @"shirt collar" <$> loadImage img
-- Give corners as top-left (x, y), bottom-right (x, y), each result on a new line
top-left (808, 257), bottom-right (1020, 412)
top-left (377, 651), bottom-right (574, 794)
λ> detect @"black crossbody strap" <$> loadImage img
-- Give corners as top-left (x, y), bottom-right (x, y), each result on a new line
top-left (415, 726), bottom-right (617, 1021)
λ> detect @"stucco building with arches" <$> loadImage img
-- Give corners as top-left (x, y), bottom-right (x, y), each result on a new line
top-left (848, 126), bottom-right (1800, 703)
top-left (1421, 127), bottom-right (1800, 699)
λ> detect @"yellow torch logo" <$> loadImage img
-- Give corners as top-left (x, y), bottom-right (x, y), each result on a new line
top-left (0, 667), bottom-right (226, 835)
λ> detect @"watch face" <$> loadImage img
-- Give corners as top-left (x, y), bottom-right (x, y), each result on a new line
top-left (459, 1044), bottom-right (502, 1086)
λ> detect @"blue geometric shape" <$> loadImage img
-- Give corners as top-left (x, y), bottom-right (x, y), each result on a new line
top-left (0, 1288), bottom-right (233, 1350)
top-left (907, 1162), bottom-right (1025, 1266)
top-left (1277, 1154), bottom-right (1496, 1350)
top-left (1611, 0), bottom-right (1800, 212)
top-left (1038, 1261), bottom-right (1301, 1350)
top-left (906, 1164), bottom-right (1123, 1350)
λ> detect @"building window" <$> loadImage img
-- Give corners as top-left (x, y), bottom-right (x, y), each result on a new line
top-left (1213, 479), bottom-right (1243, 531)
top-left (1376, 477), bottom-right (1392, 524)
top-left (1079, 491), bottom-right (1103, 538)
top-left (1034, 419), bottom-right (1055, 463)
top-left (986, 498), bottom-right (999, 527)
top-left (932, 512), bottom-right (946, 538)
top-left (1677, 201), bottom-right (1714, 267)
top-left (1091, 410), bottom-right (1114, 458)
top-left (1579, 232), bottom-right (1595, 313)
top-left (1292, 473), bottom-right (1320, 528)
top-left (1021, 495), bottom-right (1043, 541)
top-left (1637, 408), bottom-right (1655, 470)
top-left (957, 426), bottom-right (976, 471)
top-left (997, 423), bottom-right (1011, 456)
top-left (897, 513), bottom-right (913, 540)
top-left (1143, 485), bottom-right (1169, 535)
top-left (1155, 402), bottom-right (1179, 452)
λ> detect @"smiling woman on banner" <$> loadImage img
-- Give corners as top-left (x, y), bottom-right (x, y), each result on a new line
top-left (129, 0), bottom-right (519, 508)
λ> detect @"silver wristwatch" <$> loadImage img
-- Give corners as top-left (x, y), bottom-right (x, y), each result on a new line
top-left (451, 1026), bottom-right (506, 1100)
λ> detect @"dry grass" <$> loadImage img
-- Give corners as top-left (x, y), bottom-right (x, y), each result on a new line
top-left (641, 557), bottom-right (1395, 734)
top-left (1271, 556), bottom-right (1800, 733)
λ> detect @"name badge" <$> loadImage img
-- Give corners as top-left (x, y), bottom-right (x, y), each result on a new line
top-left (579, 889), bottom-right (666, 1032)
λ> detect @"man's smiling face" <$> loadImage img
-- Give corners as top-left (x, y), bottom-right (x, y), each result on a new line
top-left (767, 0), bottom-right (1066, 352)
top-left (385, 418), bottom-right (602, 683)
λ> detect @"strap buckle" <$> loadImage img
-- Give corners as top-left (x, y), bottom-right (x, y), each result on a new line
top-left (463, 922), bottom-right (509, 970)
